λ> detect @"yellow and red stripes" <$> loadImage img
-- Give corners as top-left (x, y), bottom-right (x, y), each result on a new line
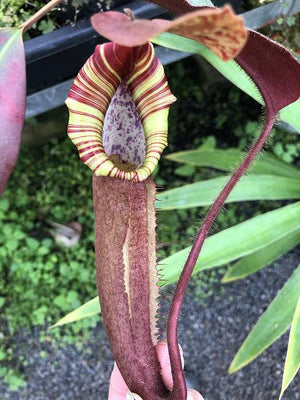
top-left (66, 42), bottom-right (176, 182)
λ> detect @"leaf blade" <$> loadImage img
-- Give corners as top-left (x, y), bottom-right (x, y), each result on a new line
top-left (222, 229), bottom-right (300, 282)
top-left (229, 265), bottom-right (300, 373)
top-left (152, 33), bottom-right (300, 132)
top-left (160, 202), bottom-right (300, 285)
top-left (280, 295), bottom-right (300, 399)
top-left (156, 175), bottom-right (300, 210)
top-left (166, 148), bottom-right (300, 179)
top-left (50, 296), bottom-right (100, 328)
top-left (0, 28), bottom-right (26, 195)
top-left (152, 32), bottom-right (264, 102)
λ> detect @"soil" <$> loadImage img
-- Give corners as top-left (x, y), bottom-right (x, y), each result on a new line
top-left (0, 248), bottom-right (299, 400)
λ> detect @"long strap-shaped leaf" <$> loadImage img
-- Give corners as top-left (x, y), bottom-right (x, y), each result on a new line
top-left (280, 294), bottom-right (300, 399)
top-left (156, 175), bottom-right (300, 210)
top-left (222, 229), bottom-right (300, 282)
top-left (0, 0), bottom-right (63, 195)
top-left (160, 201), bottom-right (300, 284)
top-left (152, 32), bottom-right (300, 132)
top-left (229, 265), bottom-right (300, 374)
top-left (0, 28), bottom-right (26, 195)
top-left (166, 148), bottom-right (300, 179)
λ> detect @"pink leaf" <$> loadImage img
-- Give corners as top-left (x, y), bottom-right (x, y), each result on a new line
top-left (0, 28), bottom-right (26, 195)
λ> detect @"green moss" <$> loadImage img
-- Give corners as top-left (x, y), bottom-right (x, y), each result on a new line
top-left (0, 1), bottom-right (56, 34)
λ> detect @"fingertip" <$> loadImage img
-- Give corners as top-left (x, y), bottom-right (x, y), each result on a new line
top-left (155, 341), bottom-right (184, 390)
top-left (156, 342), bottom-right (173, 389)
top-left (187, 389), bottom-right (205, 400)
top-left (108, 362), bottom-right (129, 399)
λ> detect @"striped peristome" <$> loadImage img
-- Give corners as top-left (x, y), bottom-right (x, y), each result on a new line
top-left (66, 42), bottom-right (176, 182)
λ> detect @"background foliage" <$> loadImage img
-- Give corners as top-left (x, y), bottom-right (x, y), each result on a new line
top-left (0, 0), bottom-right (114, 36)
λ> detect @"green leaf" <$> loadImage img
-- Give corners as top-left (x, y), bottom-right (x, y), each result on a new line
top-left (280, 295), bottom-right (300, 399)
top-left (26, 237), bottom-right (39, 250)
top-left (4, 370), bottom-right (27, 391)
top-left (151, 33), bottom-right (300, 132)
top-left (51, 296), bottom-right (100, 328)
top-left (222, 229), bottom-right (300, 282)
top-left (229, 265), bottom-right (300, 373)
top-left (160, 202), bottom-right (300, 285)
top-left (0, 198), bottom-right (10, 212)
top-left (53, 294), bottom-right (67, 310)
top-left (199, 136), bottom-right (216, 150)
top-left (280, 100), bottom-right (300, 133)
top-left (0, 297), bottom-right (6, 308)
top-left (174, 164), bottom-right (196, 177)
top-left (0, 350), bottom-right (7, 361)
top-left (156, 175), bottom-right (300, 210)
top-left (0, 28), bottom-right (26, 195)
top-left (6, 238), bottom-right (19, 251)
top-left (152, 33), bottom-right (263, 102)
top-left (166, 148), bottom-right (300, 179)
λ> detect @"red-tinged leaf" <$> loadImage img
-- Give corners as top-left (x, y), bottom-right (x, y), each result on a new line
top-left (91, 6), bottom-right (248, 61)
top-left (0, 28), bottom-right (26, 195)
top-left (235, 30), bottom-right (300, 116)
top-left (93, 175), bottom-right (171, 400)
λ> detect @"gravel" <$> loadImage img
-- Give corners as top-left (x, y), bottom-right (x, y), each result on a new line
top-left (1, 248), bottom-right (299, 400)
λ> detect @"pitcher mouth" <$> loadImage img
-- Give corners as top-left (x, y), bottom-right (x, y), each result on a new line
top-left (66, 42), bottom-right (176, 182)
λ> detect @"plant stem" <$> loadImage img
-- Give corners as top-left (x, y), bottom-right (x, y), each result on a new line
top-left (167, 113), bottom-right (275, 400)
top-left (20, 0), bottom-right (62, 33)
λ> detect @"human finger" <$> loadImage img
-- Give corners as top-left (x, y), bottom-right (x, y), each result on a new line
top-left (155, 340), bottom-right (184, 390)
top-left (187, 388), bottom-right (205, 400)
top-left (109, 341), bottom-right (203, 400)
top-left (108, 362), bottom-right (129, 399)
top-left (156, 342), bottom-right (204, 400)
